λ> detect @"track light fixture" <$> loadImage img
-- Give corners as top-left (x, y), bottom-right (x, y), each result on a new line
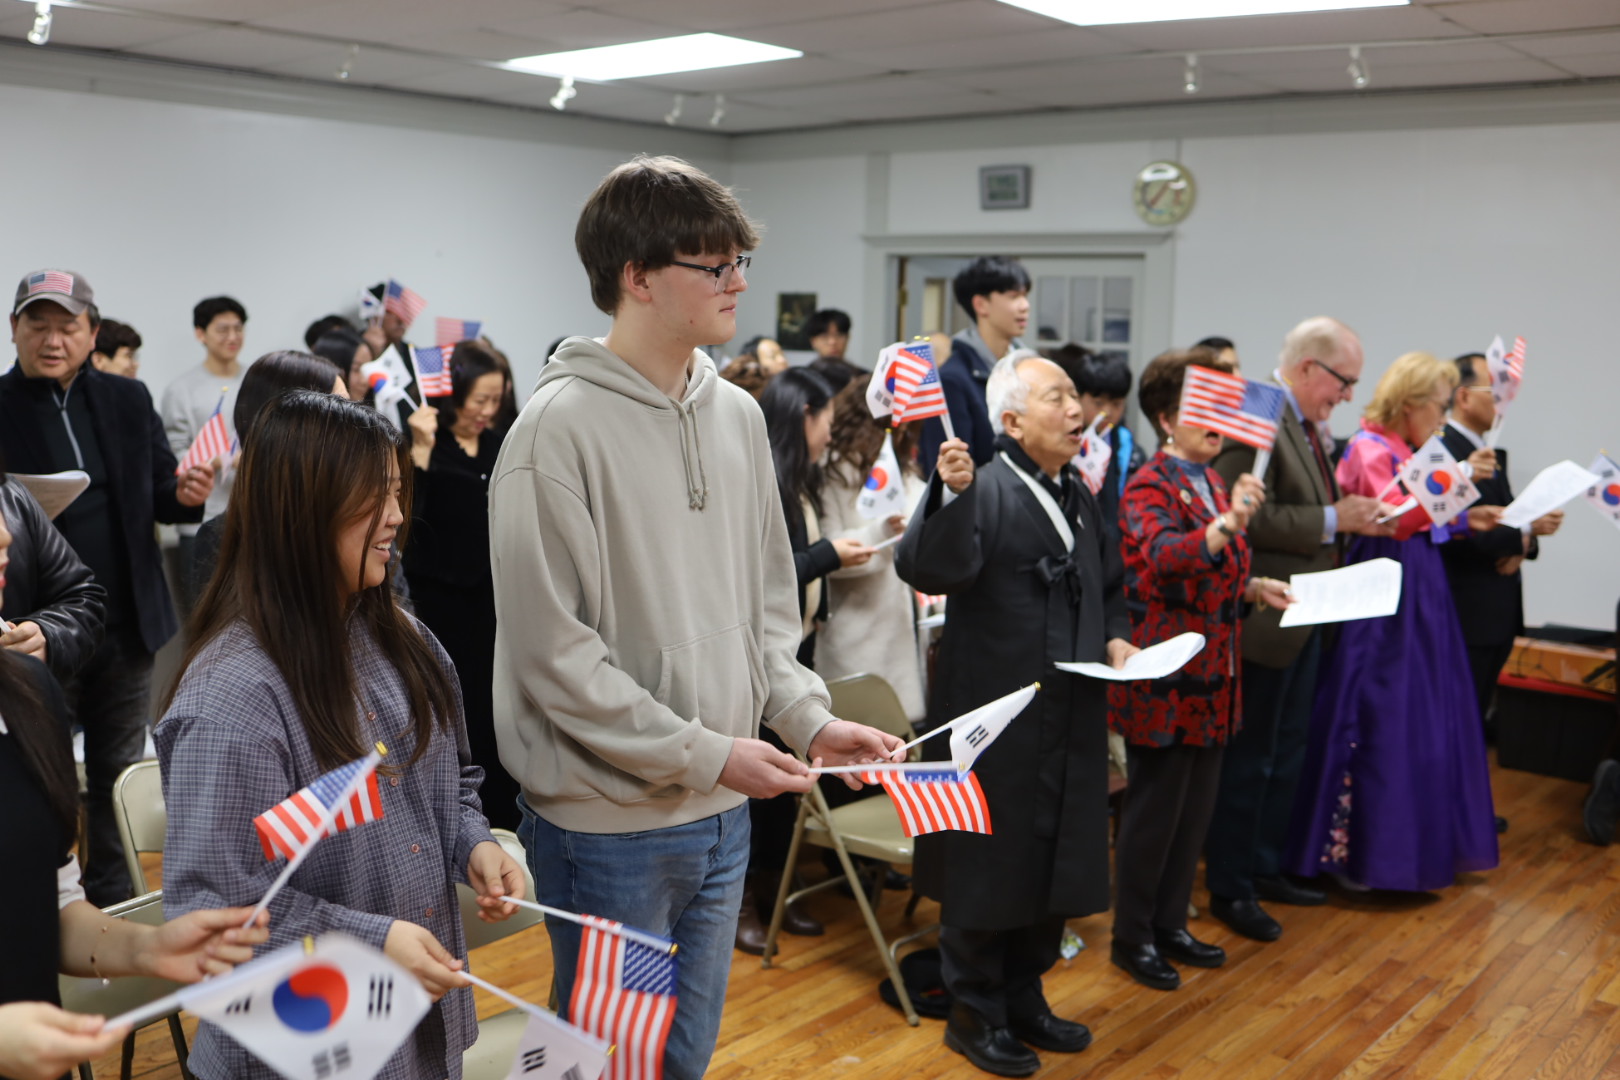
top-left (664, 93), bottom-right (684, 125)
top-left (336, 43), bottom-right (359, 80)
top-left (27, 1), bottom-right (51, 46)
top-left (1183, 53), bottom-right (1199, 94)
top-left (709, 93), bottom-right (726, 128)
top-left (549, 74), bottom-right (577, 111)
top-left (1348, 45), bottom-right (1369, 89)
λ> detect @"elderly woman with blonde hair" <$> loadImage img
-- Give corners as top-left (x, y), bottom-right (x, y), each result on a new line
top-left (1283, 351), bottom-right (1505, 894)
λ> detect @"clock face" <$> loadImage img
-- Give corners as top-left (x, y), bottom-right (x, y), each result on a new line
top-left (1132, 161), bottom-right (1196, 227)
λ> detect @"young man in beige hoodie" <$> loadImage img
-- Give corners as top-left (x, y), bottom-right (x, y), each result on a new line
top-left (489, 156), bottom-right (902, 1080)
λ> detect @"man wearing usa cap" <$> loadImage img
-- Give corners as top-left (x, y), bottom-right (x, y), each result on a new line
top-left (0, 269), bottom-right (214, 906)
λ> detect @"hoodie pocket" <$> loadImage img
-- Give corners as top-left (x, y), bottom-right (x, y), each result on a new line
top-left (653, 621), bottom-right (768, 739)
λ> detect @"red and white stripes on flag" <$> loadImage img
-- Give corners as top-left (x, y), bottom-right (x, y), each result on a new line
top-left (570, 916), bottom-right (678, 1080)
top-left (860, 769), bottom-right (993, 837)
top-left (434, 317), bottom-right (482, 347)
top-left (888, 343), bottom-right (949, 424)
top-left (175, 397), bottom-right (232, 476)
top-left (384, 278), bottom-right (427, 324)
top-left (252, 754), bottom-right (385, 861)
top-left (1178, 365), bottom-right (1287, 451)
top-left (1504, 336), bottom-right (1526, 381)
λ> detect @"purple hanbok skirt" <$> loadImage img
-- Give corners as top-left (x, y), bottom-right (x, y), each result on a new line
top-left (1283, 533), bottom-right (1499, 891)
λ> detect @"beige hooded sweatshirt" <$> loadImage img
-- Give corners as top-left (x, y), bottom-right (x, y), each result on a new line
top-left (488, 337), bottom-right (835, 833)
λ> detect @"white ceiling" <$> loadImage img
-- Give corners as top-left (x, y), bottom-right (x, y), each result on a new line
top-left (3, 0), bottom-right (1618, 132)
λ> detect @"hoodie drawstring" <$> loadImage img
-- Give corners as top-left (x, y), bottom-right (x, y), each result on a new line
top-left (679, 400), bottom-right (709, 510)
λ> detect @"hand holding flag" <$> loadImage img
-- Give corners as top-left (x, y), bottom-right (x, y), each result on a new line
top-left (175, 388), bottom-right (233, 476)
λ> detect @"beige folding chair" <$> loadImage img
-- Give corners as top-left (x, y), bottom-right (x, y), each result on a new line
top-left (461, 828), bottom-right (549, 1080)
top-left (761, 673), bottom-right (935, 1026)
top-left (58, 891), bottom-right (191, 1080)
top-left (112, 760), bottom-right (166, 894)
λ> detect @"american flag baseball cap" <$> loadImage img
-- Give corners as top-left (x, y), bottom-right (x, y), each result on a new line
top-left (13, 269), bottom-right (95, 317)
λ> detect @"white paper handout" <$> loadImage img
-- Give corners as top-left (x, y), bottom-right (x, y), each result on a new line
top-left (1055, 631), bottom-right (1207, 681)
top-left (1498, 459), bottom-right (1602, 529)
top-left (1278, 557), bottom-right (1403, 627)
top-left (10, 470), bottom-right (90, 519)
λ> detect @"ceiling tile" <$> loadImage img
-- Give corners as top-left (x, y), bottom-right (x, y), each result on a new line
top-left (756, 0), bottom-right (1055, 54)
top-left (1254, 54), bottom-right (1569, 91)
top-left (1507, 28), bottom-right (1620, 59)
top-left (630, 56), bottom-right (890, 94)
top-left (127, 27), bottom-right (337, 68)
top-left (839, 26), bottom-right (1124, 71)
top-left (1091, 4), bottom-right (1468, 49)
top-left (103, 0), bottom-right (339, 19)
top-left (486, 8), bottom-right (688, 51)
top-left (580, 0), bottom-right (932, 34)
top-left (1425, 0), bottom-right (1620, 34)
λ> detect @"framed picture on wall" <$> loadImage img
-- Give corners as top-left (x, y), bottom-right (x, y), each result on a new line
top-left (980, 165), bottom-right (1031, 210)
top-left (777, 292), bottom-right (817, 349)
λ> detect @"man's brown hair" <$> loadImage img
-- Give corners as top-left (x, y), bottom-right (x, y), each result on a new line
top-left (575, 155), bottom-right (760, 315)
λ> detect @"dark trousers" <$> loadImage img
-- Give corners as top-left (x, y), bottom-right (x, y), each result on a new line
top-left (1204, 631), bottom-right (1321, 900)
top-left (1465, 641), bottom-right (1515, 729)
top-left (939, 917), bottom-right (1066, 1027)
top-left (1113, 742), bottom-right (1225, 945)
top-left (67, 623), bottom-right (153, 907)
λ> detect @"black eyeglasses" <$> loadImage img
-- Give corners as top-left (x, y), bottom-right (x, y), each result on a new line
top-left (669, 255), bottom-right (751, 293)
top-left (1310, 357), bottom-right (1358, 393)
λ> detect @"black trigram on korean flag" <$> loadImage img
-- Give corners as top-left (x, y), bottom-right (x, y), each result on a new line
top-left (225, 995), bottom-right (252, 1015)
top-left (521, 1046), bottom-right (547, 1073)
top-left (311, 1042), bottom-right (352, 1079)
top-left (1432, 501), bottom-right (1450, 515)
top-left (368, 975), bottom-right (394, 1019)
top-left (964, 724), bottom-right (990, 749)
top-left (1427, 450), bottom-right (1447, 464)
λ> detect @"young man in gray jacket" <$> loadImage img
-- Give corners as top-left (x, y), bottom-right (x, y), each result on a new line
top-left (489, 155), bottom-right (901, 1080)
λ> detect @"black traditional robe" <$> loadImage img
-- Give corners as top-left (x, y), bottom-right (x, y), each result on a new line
top-left (897, 436), bottom-right (1130, 930)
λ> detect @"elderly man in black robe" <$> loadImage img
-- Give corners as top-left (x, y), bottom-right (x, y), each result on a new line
top-left (897, 352), bottom-right (1134, 1078)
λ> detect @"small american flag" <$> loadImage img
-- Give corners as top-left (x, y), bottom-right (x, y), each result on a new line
top-left (412, 345), bottom-right (454, 398)
top-left (1505, 336), bottom-right (1526, 380)
top-left (435, 317), bottom-right (481, 347)
top-left (252, 753), bottom-right (384, 862)
top-left (570, 917), bottom-right (677, 1080)
top-left (1179, 366), bottom-right (1287, 451)
top-left (860, 769), bottom-right (993, 837)
top-left (384, 278), bottom-right (427, 324)
top-left (888, 342), bottom-right (948, 424)
top-left (27, 270), bottom-right (75, 297)
top-left (174, 394), bottom-right (232, 476)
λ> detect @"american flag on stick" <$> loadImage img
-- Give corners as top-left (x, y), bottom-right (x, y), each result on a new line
top-left (412, 345), bottom-right (454, 398)
top-left (1179, 366), bottom-right (1287, 451)
top-left (435, 317), bottom-right (481, 347)
top-left (859, 768), bottom-right (992, 837)
top-left (570, 916), bottom-right (678, 1080)
top-left (888, 342), bottom-right (950, 426)
top-left (252, 751), bottom-right (384, 862)
top-left (384, 278), bottom-right (427, 324)
top-left (174, 391), bottom-right (232, 476)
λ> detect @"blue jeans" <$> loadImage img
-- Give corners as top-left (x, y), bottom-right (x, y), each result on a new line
top-left (518, 800), bottom-right (749, 1080)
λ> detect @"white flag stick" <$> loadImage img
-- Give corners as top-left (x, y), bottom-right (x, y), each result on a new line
top-left (1485, 412), bottom-right (1504, 450)
top-left (1251, 448), bottom-right (1272, 485)
top-left (939, 410), bottom-right (957, 443)
top-left (808, 760), bottom-right (952, 775)
top-left (243, 746), bottom-right (386, 929)
top-left (498, 898), bottom-right (677, 955)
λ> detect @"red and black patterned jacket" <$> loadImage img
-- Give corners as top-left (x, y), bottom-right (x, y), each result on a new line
top-left (1108, 451), bottom-right (1251, 748)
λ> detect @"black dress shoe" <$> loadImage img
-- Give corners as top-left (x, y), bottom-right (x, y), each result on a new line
top-left (1110, 939), bottom-right (1180, 991)
top-left (1255, 874), bottom-right (1328, 906)
top-left (1588, 760), bottom-right (1620, 846)
top-left (1496, 815), bottom-right (1509, 834)
top-left (1208, 895), bottom-right (1282, 942)
top-left (944, 1004), bottom-right (1040, 1077)
top-left (1153, 928), bottom-right (1226, 968)
top-left (1008, 1011), bottom-right (1092, 1053)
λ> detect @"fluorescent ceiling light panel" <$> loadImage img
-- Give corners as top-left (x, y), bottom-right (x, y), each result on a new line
top-left (997, 0), bottom-right (1408, 25)
top-left (505, 33), bottom-right (801, 81)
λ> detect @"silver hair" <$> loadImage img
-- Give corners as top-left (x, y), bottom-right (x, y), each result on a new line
top-left (1279, 316), bottom-right (1356, 374)
top-left (986, 350), bottom-right (1044, 435)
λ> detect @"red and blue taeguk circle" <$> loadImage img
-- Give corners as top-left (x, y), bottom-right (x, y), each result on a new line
top-left (865, 466), bottom-right (890, 491)
top-left (1604, 483), bottom-right (1620, 507)
top-left (272, 965), bottom-right (349, 1032)
top-left (1425, 472), bottom-right (1454, 496)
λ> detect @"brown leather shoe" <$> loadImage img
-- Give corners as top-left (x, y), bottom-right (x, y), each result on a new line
top-left (756, 869), bottom-right (824, 937)
top-left (735, 882), bottom-right (767, 955)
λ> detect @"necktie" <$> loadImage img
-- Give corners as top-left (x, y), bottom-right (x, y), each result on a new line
top-left (1302, 420), bottom-right (1335, 496)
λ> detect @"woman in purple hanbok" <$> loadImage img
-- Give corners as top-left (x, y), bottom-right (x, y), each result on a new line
top-left (1285, 351), bottom-right (1505, 892)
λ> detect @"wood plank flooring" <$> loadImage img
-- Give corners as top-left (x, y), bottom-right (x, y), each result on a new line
top-left (96, 755), bottom-right (1620, 1079)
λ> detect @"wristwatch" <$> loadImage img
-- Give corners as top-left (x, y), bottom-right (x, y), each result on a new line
top-left (1216, 514), bottom-right (1237, 537)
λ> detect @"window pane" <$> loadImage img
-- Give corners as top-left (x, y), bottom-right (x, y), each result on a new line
top-left (1069, 277), bottom-right (1099, 343)
top-left (1101, 277), bottom-right (1132, 343)
top-left (1034, 276), bottom-right (1065, 343)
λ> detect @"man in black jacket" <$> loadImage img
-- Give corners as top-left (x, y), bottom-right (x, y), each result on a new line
top-left (0, 476), bottom-right (106, 681)
top-left (1439, 353), bottom-right (1563, 742)
top-left (0, 269), bottom-right (214, 905)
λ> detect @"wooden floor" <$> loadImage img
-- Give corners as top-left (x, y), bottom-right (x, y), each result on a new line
top-left (100, 755), bottom-right (1620, 1080)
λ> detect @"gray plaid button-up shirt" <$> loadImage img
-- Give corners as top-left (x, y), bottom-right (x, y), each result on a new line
top-left (156, 617), bottom-right (495, 1080)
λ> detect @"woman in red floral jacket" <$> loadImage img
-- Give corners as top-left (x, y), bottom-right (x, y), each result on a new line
top-left (1107, 348), bottom-right (1293, 993)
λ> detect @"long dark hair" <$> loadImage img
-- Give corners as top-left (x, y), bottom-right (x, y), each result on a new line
top-left (827, 373), bottom-right (922, 482)
top-left (759, 367), bottom-right (834, 532)
top-left (167, 392), bottom-right (457, 770)
top-left (0, 651), bottom-right (77, 842)
top-left (233, 350), bottom-right (344, 445)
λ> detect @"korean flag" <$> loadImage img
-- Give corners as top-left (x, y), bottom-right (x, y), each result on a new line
top-left (1072, 416), bottom-right (1113, 497)
top-left (866, 344), bottom-right (898, 420)
top-left (505, 1009), bottom-right (611, 1080)
top-left (1585, 453), bottom-right (1620, 532)
top-left (946, 683), bottom-right (1039, 774)
top-left (1400, 435), bottom-right (1480, 529)
top-left (187, 934), bottom-right (429, 1080)
top-left (856, 431), bottom-right (907, 520)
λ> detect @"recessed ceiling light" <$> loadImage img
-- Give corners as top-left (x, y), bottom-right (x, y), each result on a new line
top-left (505, 33), bottom-right (802, 82)
top-left (997, 0), bottom-right (1408, 26)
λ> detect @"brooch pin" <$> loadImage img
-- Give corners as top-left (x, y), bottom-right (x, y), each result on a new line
top-left (1179, 489), bottom-right (1193, 505)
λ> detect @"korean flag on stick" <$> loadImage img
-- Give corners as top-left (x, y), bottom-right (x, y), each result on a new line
top-left (866, 344), bottom-right (898, 419)
top-left (504, 1009), bottom-right (612, 1080)
top-left (1585, 453), bottom-right (1620, 532)
top-left (1400, 435), bottom-right (1480, 529)
top-left (184, 934), bottom-right (429, 1080)
top-left (895, 683), bottom-right (1039, 773)
top-left (856, 431), bottom-right (906, 520)
top-left (1072, 416), bottom-right (1112, 496)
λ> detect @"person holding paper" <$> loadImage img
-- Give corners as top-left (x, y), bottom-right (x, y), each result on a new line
top-left (1441, 353), bottom-right (1563, 746)
top-left (897, 352), bottom-right (1134, 1077)
top-left (1108, 348), bottom-right (1293, 991)
top-left (1206, 316), bottom-right (1392, 942)
top-left (1284, 352), bottom-right (1504, 893)
top-left (156, 392), bottom-right (525, 1080)
top-left (0, 478), bottom-right (105, 681)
